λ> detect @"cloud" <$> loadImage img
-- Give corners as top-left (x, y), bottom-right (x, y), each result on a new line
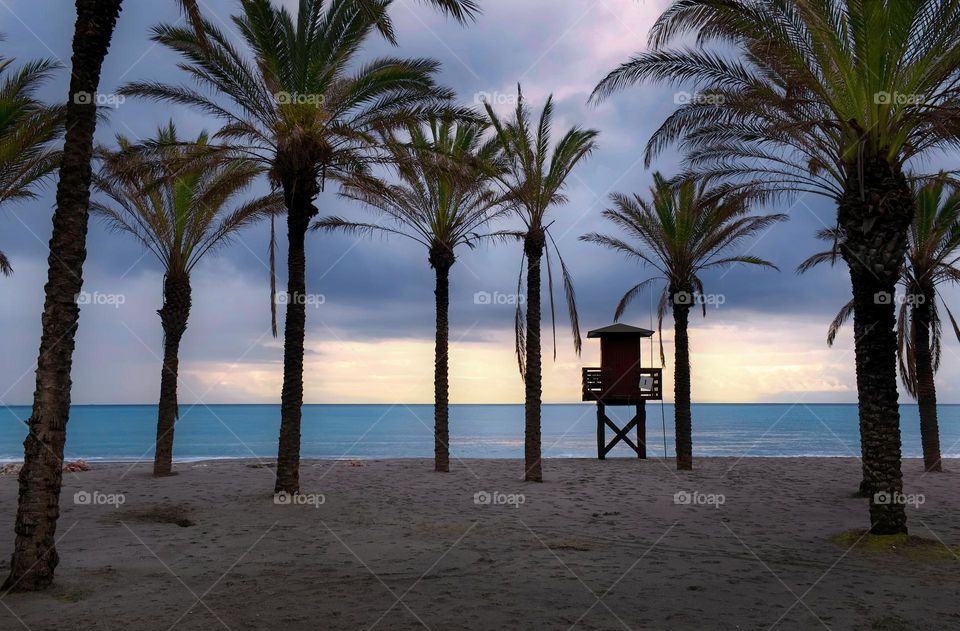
top-left (2, 0), bottom-right (959, 406)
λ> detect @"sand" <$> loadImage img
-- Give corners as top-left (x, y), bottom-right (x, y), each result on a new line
top-left (0, 457), bottom-right (957, 630)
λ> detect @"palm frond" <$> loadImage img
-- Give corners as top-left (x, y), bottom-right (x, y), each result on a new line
top-left (485, 85), bottom-right (597, 375)
top-left (592, 0), bottom-right (960, 203)
top-left (515, 251), bottom-right (527, 378)
top-left (91, 124), bottom-right (278, 279)
top-left (0, 249), bottom-right (11, 276)
top-left (548, 230), bottom-right (582, 356)
top-left (584, 172), bottom-right (783, 337)
top-left (0, 51), bottom-right (64, 277)
top-left (612, 277), bottom-right (660, 322)
top-left (270, 213), bottom-right (278, 337)
top-left (827, 300), bottom-right (855, 347)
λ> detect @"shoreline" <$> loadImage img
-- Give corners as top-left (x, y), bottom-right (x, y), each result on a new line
top-left (8, 401), bottom-right (960, 406)
top-left (1, 455), bottom-right (956, 465)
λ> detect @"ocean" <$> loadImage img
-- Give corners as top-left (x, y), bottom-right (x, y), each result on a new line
top-left (2, 403), bottom-right (958, 463)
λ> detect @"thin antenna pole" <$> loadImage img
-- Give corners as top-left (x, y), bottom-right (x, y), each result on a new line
top-left (661, 400), bottom-right (667, 458)
top-left (649, 288), bottom-right (654, 367)
top-left (652, 286), bottom-right (667, 458)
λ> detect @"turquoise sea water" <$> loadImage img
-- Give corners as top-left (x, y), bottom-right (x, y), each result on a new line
top-left (2, 403), bottom-right (958, 462)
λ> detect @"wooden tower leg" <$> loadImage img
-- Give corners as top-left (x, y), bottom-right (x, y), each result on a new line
top-left (637, 403), bottom-right (647, 459)
top-left (596, 402), bottom-right (606, 460)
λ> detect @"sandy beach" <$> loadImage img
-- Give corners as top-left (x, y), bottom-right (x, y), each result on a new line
top-left (1, 457), bottom-right (957, 630)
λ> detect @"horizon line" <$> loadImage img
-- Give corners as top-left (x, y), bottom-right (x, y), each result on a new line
top-left (3, 401), bottom-right (954, 407)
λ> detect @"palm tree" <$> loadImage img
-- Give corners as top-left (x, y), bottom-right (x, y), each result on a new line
top-left (4, 0), bottom-right (124, 593)
top-left (315, 115), bottom-right (505, 472)
top-left (591, 0), bottom-right (960, 534)
top-left (122, 0), bottom-right (479, 494)
top-left (483, 87), bottom-right (598, 482)
top-left (0, 44), bottom-right (65, 275)
top-left (5, 0), bottom-right (207, 594)
top-left (800, 176), bottom-right (960, 474)
top-left (92, 123), bottom-right (282, 477)
top-left (582, 173), bottom-right (784, 470)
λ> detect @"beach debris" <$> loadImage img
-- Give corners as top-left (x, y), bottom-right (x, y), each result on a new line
top-left (54, 590), bottom-right (85, 603)
top-left (831, 529), bottom-right (960, 562)
top-left (549, 538), bottom-right (591, 552)
top-left (1, 463), bottom-right (22, 476)
top-left (115, 504), bottom-right (195, 528)
top-left (348, 460), bottom-right (365, 467)
top-left (62, 459), bottom-right (91, 473)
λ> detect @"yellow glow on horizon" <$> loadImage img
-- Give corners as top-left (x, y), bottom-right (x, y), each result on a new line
top-left (179, 313), bottom-right (859, 405)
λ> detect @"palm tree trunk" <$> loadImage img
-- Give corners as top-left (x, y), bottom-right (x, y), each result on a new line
top-left (3, 0), bottom-right (123, 593)
top-left (912, 292), bottom-right (942, 473)
top-left (430, 245), bottom-right (454, 472)
top-left (523, 230), bottom-right (545, 482)
top-left (153, 273), bottom-right (192, 477)
top-left (838, 155), bottom-right (911, 535)
top-left (274, 178), bottom-right (316, 495)
top-left (671, 289), bottom-right (693, 471)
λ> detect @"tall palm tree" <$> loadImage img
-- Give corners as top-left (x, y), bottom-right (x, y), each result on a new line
top-left (122, 0), bottom-right (479, 494)
top-left (800, 176), bottom-right (960, 474)
top-left (483, 87), bottom-right (599, 482)
top-left (5, 0), bottom-right (124, 593)
top-left (591, 0), bottom-right (960, 534)
top-left (92, 123), bottom-right (282, 476)
top-left (582, 173), bottom-right (784, 470)
top-left (5, 0), bottom-right (205, 594)
top-left (315, 115), bottom-right (505, 472)
top-left (0, 44), bottom-right (65, 275)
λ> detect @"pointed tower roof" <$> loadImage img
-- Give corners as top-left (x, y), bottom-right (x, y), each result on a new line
top-left (586, 323), bottom-right (654, 338)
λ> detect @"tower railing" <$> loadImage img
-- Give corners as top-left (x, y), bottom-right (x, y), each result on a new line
top-left (581, 367), bottom-right (663, 402)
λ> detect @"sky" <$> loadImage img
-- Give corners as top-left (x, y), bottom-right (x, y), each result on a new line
top-left (1, 0), bottom-right (959, 406)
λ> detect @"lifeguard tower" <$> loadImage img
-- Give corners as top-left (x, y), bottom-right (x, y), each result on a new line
top-left (582, 324), bottom-right (663, 459)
